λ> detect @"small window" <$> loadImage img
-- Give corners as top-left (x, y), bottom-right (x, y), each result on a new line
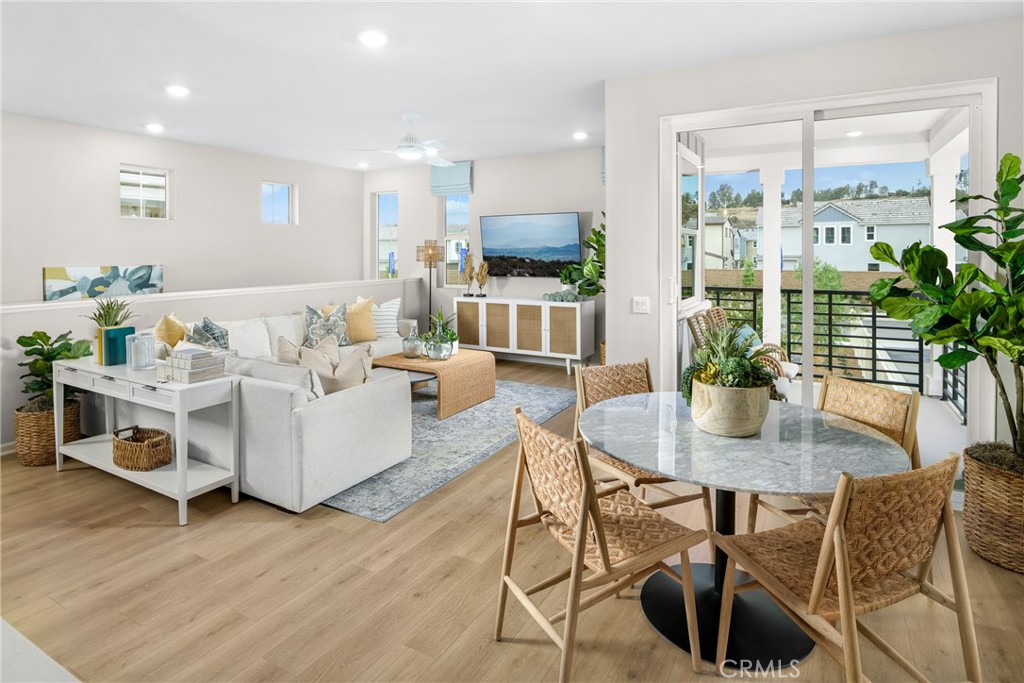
top-left (865, 225), bottom-right (876, 242)
top-left (120, 165), bottom-right (169, 219)
top-left (261, 182), bottom-right (295, 224)
top-left (841, 226), bottom-right (852, 244)
top-left (444, 193), bottom-right (470, 236)
top-left (376, 192), bottom-right (398, 278)
top-left (867, 263), bottom-right (880, 272)
top-left (813, 227), bottom-right (820, 244)
top-left (824, 226), bottom-right (836, 244)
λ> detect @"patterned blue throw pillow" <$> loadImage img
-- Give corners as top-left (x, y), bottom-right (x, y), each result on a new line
top-left (199, 317), bottom-right (230, 349)
top-left (305, 304), bottom-right (349, 348)
top-left (186, 324), bottom-right (226, 350)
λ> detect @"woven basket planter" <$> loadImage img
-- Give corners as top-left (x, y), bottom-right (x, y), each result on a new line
top-left (14, 400), bottom-right (81, 467)
top-left (963, 447), bottom-right (1024, 574)
top-left (112, 426), bottom-right (172, 472)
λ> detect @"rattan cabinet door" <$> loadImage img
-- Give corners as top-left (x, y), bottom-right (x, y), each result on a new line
top-left (456, 300), bottom-right (480, 346)
top-left (485, 303), bottom-right (512, 350)
top-left (516, 304), bottom-right (544, 353)
top-left (548, 305), bottom-right (579, 357)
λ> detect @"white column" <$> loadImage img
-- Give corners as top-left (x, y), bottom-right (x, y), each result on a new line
top-left (760, 167), bottom-right (785, 344)
top-left (926, 150), bottom-right (960, 396)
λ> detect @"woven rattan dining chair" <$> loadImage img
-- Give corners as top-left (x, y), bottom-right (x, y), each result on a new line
top-left (714, 454), bottom-right (981, 683)
top-left (574, 361), bottom-right (713, 528)
top-left (747, 373), bottom-right (922, 533)
top-left (495, 409), bottom-right (707, 682)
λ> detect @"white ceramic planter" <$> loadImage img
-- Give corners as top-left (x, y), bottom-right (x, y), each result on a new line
top-left (690, 380), bottom-right (770, 437)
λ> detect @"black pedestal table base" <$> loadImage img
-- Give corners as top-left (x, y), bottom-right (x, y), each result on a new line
top-left (640, 563), bottom-right (814, 669)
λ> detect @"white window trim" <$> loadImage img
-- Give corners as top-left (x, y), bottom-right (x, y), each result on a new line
top-left (840, 225), bottom-right (852, 245)
top-left (120, 164), bottom-right (172, 220)
top-left (824, 225), bottom-right (836, 245)
top-left (261, 181), bottom-right (298, 225)
top-left (865, 225), bottom-right (876, 242)
top-left (812, 226), bottom-right (820, 245)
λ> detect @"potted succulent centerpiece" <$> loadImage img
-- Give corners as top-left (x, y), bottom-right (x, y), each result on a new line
top-left (869, 152), bottom-right (1024, 573)
top-left (14, 331), bottom-right (92, 466)
top-left (681, 325), bottom-right (777, 437)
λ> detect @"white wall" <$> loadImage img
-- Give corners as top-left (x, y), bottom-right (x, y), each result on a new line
top-left (362, 147), bottom-right (606, 338)
top-left (605, 19), bottom-right (1023, 388)
top-left (1, 114), bottom-right (365, 304)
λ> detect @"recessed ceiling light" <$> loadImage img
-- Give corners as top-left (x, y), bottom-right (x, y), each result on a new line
top-left (573, 131), bottom-right (588, 141)
top-left (846, 130), bottom-right (863, 138)
top-left (358, 162), bottom-right (370, 169)
top-left (145, 123), bottom-right (164, 134)
top-left (357, 30), bottom-right (389, 48)
top-left (164, 84), bottom-right (190, 98)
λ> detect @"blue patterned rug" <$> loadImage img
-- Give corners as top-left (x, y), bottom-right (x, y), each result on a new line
top-left (321, 379), bottom-right (576, 522)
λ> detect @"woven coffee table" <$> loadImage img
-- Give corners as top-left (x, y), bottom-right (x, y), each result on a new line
top-left (373, 349), bottom-right (496, 419)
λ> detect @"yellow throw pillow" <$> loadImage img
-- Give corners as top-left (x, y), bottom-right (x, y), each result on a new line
top-left (154, 313), bottom-right (188, 347)
top-left (346, 298), bottom-right (377, 343)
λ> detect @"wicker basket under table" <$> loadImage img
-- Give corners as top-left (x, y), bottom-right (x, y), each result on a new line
top-left (373, 349), bottom-right (496, 419)
top-left (113, 425), bottom-right (173, 472)
top-left (14, 400), bottom-right (81, 467)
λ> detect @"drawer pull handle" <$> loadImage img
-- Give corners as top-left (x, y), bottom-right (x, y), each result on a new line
top-left (65, 368), bottom-right (77, 373)
top-left (140, 385), bottom-right (158, 391)
top-left (101, 376), bottom-right (115, 381)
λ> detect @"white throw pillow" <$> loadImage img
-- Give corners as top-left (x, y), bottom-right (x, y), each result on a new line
top-left (357, 296), bottom-right (401, 337)
top-left (277, 336), bottom-right (341, 366)
top-left (301, 345), bottom-right (373, 394)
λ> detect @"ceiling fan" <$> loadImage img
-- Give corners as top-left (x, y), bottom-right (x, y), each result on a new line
top-left (339, 113), bottom-right (454, 167)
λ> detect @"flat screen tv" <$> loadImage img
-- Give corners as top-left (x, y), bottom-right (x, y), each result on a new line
top-left (479, 211), bottom-right (582, 277)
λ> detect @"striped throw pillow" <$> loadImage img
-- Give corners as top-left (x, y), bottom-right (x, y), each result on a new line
top-left (358, 296), bottom-right (401, 337)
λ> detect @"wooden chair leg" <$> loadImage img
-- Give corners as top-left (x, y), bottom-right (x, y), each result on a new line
top-left (716, 557), bottom-right (737, 674)
top-left (677, 550), bottom-right (702, 673)
top-left (834, 528), bottom-right (864, 682)
top-left (702, 487), bottom-right (715, 557)
top-left (495, 453), bottom-right (526, 641)
top-left (559, 527), bottom-right (589, 683)
top-left (746, 493), bottom-right (760, 534)
top-left (943, 504), bottom-right (983, 682)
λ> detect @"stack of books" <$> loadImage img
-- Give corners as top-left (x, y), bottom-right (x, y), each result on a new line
top-left (158, 348), bottom-right (226, 383)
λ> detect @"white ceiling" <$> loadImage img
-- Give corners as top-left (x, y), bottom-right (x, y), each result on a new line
top-left (2, 2), bottom-right (1019, 170)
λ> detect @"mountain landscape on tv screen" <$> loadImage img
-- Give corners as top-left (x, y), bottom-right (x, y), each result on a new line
top-left (480, 215), bottom-right (582, 277)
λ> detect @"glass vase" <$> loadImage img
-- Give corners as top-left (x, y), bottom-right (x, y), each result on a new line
top-left (425, 338), bottom-right (453, 361)
top-left (402, 322), bottom-right (421, 358)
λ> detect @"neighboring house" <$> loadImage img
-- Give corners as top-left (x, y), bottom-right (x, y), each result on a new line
top-left (682, 213), bottom-right (738, 270)
top-left (750, 197), bottom-right (966, 271)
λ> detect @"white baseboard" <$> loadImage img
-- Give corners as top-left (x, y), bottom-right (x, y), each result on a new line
top-left (1, 441), bottom-right (15, 457)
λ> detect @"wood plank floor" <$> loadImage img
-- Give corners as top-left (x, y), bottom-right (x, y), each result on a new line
top-left (3, 360), bottom-right (1023, 682)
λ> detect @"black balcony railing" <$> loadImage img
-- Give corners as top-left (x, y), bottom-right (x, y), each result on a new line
top-left (705, 286), bottom-right (925, 392)
top-left (942, 345), bottom-right (968, 424)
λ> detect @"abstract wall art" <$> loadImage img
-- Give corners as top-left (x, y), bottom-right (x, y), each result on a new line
top-left (43, 265), bottom-right (164, 301)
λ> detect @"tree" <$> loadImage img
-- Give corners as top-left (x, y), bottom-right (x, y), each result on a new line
top-left (868, 180), bottom-right (878, 194)
top-left (956, 168), bottom-right (969, 199)
top-left (742, 189), bottom-right (764, 207)
top-left (741, 257), bottom-right (757, 287)
top-left (793, 257), bottom-right (845, 291)
top-left (733, 192), bottom-right (742, 207)
top-left (790, 188), bottom-right (804, 204)
top-left (855, 182), bottom-right (866, 198)
top-left (681, 191), bottom-right (698, 224)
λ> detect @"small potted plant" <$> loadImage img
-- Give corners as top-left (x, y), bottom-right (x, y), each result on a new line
top-left (422, 308), bottom-right (459, 359)
top-left (14, 331), bottom-right (92, 466)
top-left (680, 324), bottom-right (776, 437)
top-left (869, 152), bottom-right (1024, 573)
top-left (85, 297), bottom-right (137, 365)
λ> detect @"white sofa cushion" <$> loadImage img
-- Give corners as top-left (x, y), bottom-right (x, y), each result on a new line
top-left (225, 355), bottom-right (323, 400)
top-left (265, 314), bottom-right (306, 348)
top-left (215, 318), bottom-right (272, 358)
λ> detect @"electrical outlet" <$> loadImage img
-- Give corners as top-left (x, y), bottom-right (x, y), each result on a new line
top-left (632, 296), bottom-right (650, 314)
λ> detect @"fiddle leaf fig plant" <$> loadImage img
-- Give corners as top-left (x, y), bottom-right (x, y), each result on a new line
top-left (869, 152), bottom-right (1024, 459)
top-left (17, 331), bottom-right (93, 411)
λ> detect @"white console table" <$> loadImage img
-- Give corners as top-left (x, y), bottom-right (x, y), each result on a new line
top-left (455, 296), bottom-right (595, 374)
top-left (53, 357), bottom-right (239, 525)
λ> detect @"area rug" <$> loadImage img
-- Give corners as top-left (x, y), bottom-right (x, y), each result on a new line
top-left (321, 379), bottom-right (576, 522)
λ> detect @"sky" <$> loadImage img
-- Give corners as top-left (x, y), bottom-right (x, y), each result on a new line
top-left (700, 161), bottom-right (932, 201)
top-left (480, 212), bottom-right (580, 248)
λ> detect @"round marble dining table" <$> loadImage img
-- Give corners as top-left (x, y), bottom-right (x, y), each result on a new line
top-left (577, 391), bottom-right (909, 669)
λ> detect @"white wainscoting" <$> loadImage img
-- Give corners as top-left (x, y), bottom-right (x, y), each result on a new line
top-left (1, 278), bottom-right (423, 445)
